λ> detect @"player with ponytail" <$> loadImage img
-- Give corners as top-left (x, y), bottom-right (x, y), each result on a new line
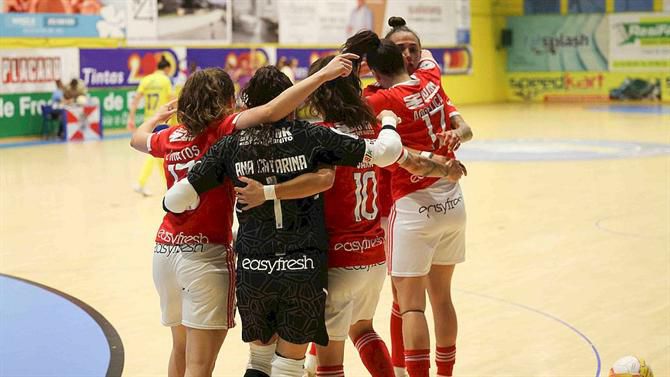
top-left (343, 23), bottom-right (473, 377)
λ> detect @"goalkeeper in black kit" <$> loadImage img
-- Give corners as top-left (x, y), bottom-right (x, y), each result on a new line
top-left (163, 65), bottom-right (405, 377)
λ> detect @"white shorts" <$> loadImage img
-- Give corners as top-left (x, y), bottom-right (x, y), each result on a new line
top-left (153, 243), bottom-right (236, 330)
top-left (324, 262), bottom-right (386, 341)
top-left (389, 179), bottom-right (466, 277)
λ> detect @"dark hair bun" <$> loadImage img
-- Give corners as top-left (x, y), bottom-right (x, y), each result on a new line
top-left (388, 16), bottom-right (406, 28)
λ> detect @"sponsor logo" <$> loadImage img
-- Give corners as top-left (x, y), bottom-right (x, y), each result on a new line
top-left (241, 255), bottom-right (315, 274)
top-left (169, 128), bottom-right (195, 143)
top-left (81, 67), bottom-right (125, 86)
top-left (418, 195), bottom-right (463, 218)
top-left (156, 230), bottom-right (210, 244)
top-left (1, 57), bottom-right (62, 84)
top-left (531, 34), bottom-right (590, 55)
top-left (616, 21), bottom-right (670, 45)
top-left (334, 237), bottom-right (384, 253)
top-left (154, 243), bottom-right (205, 256)
top-left (239, 127), bottom-right (294, 146)
top-left (343, 261), bottom-right (386, 272)
top-left (404, 81), bottom-right (439, 110)
top-left (508, 73), bottom-right (604, 100)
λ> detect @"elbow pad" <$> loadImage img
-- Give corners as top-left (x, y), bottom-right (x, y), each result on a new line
top-left (368, 126), bottom-right (403, 168)
top-left (163, 178), bottom-right (200, 213)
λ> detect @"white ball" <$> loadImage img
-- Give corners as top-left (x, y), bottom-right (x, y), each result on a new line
top-left (611, 356), bottom-right (640, 374)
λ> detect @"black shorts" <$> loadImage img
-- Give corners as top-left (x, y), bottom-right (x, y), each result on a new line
top-left (236, 249), bottom-right (329, 346)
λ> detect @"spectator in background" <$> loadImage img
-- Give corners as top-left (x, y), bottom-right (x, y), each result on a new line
top-left (63, 78), bottom-right (88, 105)
top-left (279, 57), bottom-right (296, 83)
top-left (50, 79), bottom-right (66, 138)
top-left (51, 80), bottom-right (65, 107)
top-left (346, 0), bottom-right (373, 37)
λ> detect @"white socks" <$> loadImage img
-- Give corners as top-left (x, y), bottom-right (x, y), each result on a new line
top-left (271, 354), bottom-right (305, 377)
top-left (247, 342), bottom-right (276, 376)
top-left (304, 351), bottom-right (317, 376)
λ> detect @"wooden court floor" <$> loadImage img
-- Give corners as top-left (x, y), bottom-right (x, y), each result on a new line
top-left (1, 103), bottom-right (668, 376)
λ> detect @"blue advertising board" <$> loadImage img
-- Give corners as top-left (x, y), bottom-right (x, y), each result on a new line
top-left (79, 49), bottom-right (182, 88)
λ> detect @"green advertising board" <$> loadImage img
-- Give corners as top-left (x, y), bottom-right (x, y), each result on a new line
top-left (88, 88), bottom-right (145, 130)
top-left (0, 93), bottom-right (52, 138)
top-left (0, 88), bottom-right (144, 138)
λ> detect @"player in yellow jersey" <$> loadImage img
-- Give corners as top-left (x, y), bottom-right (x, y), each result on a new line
top-left (127, 56), bottom-right (174, 196)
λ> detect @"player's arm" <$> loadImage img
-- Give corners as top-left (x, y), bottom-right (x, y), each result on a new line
top-left (309, 110), bottom-right (403, 168)
top-left (235, 165), bottom-right (336, 211)
top-left (397, 150), bottom-right (467, 182)
top-left (130, 99), bottom-right (177, 153)
top-left (233, 53), bottom-right (359, 130)
top-left (437, 115), bottom-right (473, 153)
top-left (163, 140), bottom-right (229, 214)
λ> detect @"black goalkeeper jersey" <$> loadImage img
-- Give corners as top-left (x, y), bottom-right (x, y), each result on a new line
top-left (188, 119), bottom-right (371, 257)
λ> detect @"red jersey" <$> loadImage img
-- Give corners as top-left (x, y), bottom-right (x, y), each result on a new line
top-left (148, 118), bottom-right (236, 245)
top-left (364, 57), bottom-right (459, 201)
top-left (320, 122), bottom-right (386, 268)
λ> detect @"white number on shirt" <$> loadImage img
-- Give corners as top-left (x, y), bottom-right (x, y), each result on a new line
top-left (353, 171), bottom-right (379, 222)
top-left (421, 104), bottom-right (446, 147)
top-left (167, 160), bottom-right (197, 181)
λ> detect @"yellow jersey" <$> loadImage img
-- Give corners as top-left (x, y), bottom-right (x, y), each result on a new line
top-left (137, 71), bottom-right (173, 118)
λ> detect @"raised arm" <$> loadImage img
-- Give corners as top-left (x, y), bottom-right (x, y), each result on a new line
top-left (233, 53), bottom-right (359, 129)
top-left (129, 99), bottom-right (177, 153)
top-left (235, 166), bottom-right (336, 211)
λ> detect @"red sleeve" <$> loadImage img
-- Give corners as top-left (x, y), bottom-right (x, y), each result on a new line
top-left (148, 129), bottom-right (170, 158)
top-left (365, 91), bottom-right (388, 115)
top-left (414, 57), bottom-right (442, 85)
top-left (216, 112), bottom-right (242, 137)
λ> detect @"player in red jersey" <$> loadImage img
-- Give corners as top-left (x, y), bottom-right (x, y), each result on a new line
top-left (344, 28), bottom-right (473, 377)
top-left (232, 55), bottom-right (466, 377)
top-left (129, 56), bottom-right (361, 377)
top-left (383, 17), bottom-right (474, 377)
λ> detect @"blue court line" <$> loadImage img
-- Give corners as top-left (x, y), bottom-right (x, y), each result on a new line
top-left (0, 132), bottom-right (130, 149)
top-left (456, 288), bottom-right (602, 377)
top-left (587, 105), bottom-right (670, 114)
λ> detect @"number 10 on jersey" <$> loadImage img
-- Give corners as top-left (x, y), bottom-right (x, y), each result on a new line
top-left (353, 171), bottom-right (378, 222)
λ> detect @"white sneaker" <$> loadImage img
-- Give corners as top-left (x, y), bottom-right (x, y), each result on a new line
top-left (132, 184), bottom-right (151, 197)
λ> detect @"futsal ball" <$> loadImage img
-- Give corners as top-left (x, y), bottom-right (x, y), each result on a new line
top-left (609, 356), bottom-right (654, 377)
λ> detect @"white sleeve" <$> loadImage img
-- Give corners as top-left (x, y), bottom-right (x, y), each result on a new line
top-left (365, 117), bottom-right (403, 168)
top-left (163, 178), bottom-right (200, 214)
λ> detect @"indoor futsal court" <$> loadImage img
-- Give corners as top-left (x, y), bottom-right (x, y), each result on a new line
top-left (1, 103), bottom-right (668, 376)
top-left (1, 0), bottom-right (669, 377)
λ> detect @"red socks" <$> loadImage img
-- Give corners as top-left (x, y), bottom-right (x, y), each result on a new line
top-left (390, 302), bottom-right (406, 370)
top-left (436, 345), bottom-right (456, 377)
top-left (404, 349), bottom-right (430, 377)
top-left (316, 365), bottom-right (344, 377)
top-left (308, 342), bottom-right (317, 356)
top-left (353, 331), bottom-right (394, 377)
